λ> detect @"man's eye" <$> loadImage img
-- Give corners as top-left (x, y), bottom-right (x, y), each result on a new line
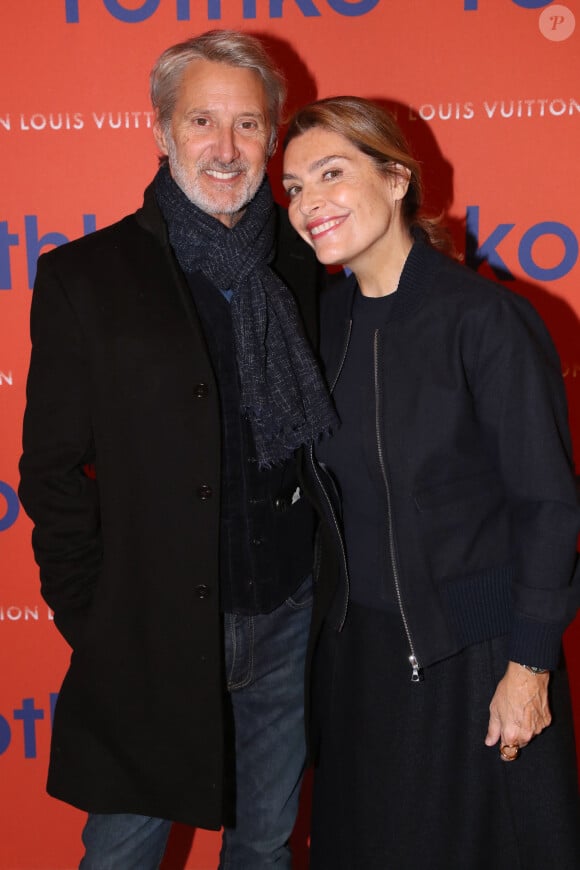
top-left (239, 120), bottom-right (258, 130)
top-left (193, 117), bottom-right (209, 126)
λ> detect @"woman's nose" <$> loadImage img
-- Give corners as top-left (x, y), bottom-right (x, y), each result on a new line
top-left (299, 187), bottom-right (323, 215)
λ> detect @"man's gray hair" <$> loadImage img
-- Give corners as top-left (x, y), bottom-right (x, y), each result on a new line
top-left (150, 29), bottom-right (286, 154)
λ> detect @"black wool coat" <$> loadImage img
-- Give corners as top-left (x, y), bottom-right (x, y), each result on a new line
top-left (18, 181), bottom-right (320, 827)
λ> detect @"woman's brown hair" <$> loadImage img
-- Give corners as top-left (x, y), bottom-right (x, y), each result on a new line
top-left (284, 96), bottom-right (451, 251)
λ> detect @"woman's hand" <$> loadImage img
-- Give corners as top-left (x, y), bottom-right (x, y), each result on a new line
top-left (485, 660), bottom-right (551, 752)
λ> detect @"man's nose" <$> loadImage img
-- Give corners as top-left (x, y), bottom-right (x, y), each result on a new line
top-left (214, 126), bottom-right (239, 164)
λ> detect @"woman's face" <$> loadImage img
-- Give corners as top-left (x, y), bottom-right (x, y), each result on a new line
top-left (283, 127), bottom-right (409, 272)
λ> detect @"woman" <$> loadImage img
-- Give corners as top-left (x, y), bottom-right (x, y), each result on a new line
top-left (282, 97), bottom-right (580, 869)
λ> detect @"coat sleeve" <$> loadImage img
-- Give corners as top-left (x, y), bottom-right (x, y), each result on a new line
top-left (19, 252), bottom-right (102, 649)
top-left (469, 290), bottom-right (580, 668)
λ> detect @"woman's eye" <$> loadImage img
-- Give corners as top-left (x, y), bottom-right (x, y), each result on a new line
top-left (323, 168), bottom-right (341, 181)
top-left (285, 185), bottom-right (300, 199)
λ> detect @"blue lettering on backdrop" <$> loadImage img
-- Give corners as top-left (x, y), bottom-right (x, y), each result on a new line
top-left (327, 0), bottom-right (379, 14)
top-left (65, 0), bottom-right (377, 21)
top-left (13, 699), bottom-right (45, 759)
top-left (0, 695), bottom-right (59, 759)
top-left (104, 0), bottom-right (160, 22)
top-left (466, 206), bottom-right (515, 279)
top-left (25, 214), bottom-right (97, 288)
top-left (0, 223), bottom-right (19, 290)
top-left (64, 0), bottom-right (80, 22)
top-left (207, 0), bottom-right (222, 18)
top-left (0, 215), bottom-right (97, 290)
top-left (0, 716), bottom-right (11, 755)
top-left (511, 0), bottom-right (552, 6)
top-left (466, 206), bottom-right (578, 282)
top-left (1, 211), bottom-right (576, 289)
top-left (269, 0), bottom-right (321, 16)
top-left (519, 222), bottom-right (579, 281)
top-left (0, 481), bottom-right (20, 532)
top-left (63, 0), bottom-right (559, 20)
top-left (465, 0), bottom-right (551, 9)
top-left (66, 0), bottom-right (161, 22)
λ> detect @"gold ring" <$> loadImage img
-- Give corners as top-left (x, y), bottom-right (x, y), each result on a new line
top-left (499, 744), bottom-right (520, 762)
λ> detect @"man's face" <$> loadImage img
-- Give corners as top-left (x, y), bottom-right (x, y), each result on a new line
top-left (154, 59), bottom-right (272, 228)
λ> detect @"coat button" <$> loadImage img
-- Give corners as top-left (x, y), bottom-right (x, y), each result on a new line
top-left (195, 584), bottom-right (210, 599)
top-left (194, 383), bottom-right (209, 399)
top-left (197, 484), bottom-right (213, 500)
top-left (273, 496), bottom-right (288, 512)
top-left (251, 537), bottom-right (263, 547)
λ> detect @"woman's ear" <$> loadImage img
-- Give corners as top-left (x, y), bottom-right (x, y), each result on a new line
top-left (390, 164), bottom-right (411, 201)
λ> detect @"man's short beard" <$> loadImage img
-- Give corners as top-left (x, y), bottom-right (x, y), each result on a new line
top-left (164, 132), bottom-right (265, 218)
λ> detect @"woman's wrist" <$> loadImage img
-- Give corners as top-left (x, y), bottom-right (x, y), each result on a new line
top-left (518, 662), bottom-right (549, 675)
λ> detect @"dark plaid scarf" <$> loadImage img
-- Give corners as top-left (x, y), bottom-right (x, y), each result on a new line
top-left (154, 164), bottom-right (337, 467)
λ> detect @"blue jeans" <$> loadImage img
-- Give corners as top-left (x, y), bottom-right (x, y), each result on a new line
top-left (79, 576), bottom-right (312, 870)
top-left (80, 815), bottom-right (171, 870)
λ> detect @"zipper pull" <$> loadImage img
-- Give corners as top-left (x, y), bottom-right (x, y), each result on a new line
top-left (409, 655), bottom-right (422, 683)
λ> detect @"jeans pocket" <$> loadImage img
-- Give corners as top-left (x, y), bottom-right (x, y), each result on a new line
top-left (286, 574), bottom-right (313, 610)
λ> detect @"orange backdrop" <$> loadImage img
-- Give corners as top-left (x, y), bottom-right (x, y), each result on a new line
top-left (1, 2), bottom-right (579, 868)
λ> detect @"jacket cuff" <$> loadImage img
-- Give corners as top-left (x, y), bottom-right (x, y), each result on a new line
top-left (508, 614), bottom-right (565, 670)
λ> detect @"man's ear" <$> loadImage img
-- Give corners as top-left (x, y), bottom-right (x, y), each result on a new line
top-left (268, 132), bottom-right (278, 159)
top-left (153, 119), bottom-right (169, 156)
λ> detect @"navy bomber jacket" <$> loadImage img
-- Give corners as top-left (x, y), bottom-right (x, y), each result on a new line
top-left (301, 239), bottom-right (580, 681)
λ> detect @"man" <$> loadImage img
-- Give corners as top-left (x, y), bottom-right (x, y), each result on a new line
top-left (19, 30), bottom-right (335, 870)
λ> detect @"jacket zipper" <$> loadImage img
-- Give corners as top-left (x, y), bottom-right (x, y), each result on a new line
top-left (373, 329), bottom-right (422, 682)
